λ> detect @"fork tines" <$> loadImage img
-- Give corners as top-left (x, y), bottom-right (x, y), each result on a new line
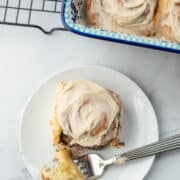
top-left (74, 156), bottom-right (93, 179)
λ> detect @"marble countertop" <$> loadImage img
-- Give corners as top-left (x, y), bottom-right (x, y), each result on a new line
top-left (0, 25), bottom-right (180, 180)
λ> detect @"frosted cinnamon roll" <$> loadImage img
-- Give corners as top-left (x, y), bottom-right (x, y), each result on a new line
top-left (53, 80), bottom-right (123, 149)
top-left (86, 0), bottom-right (158, 36)
top-left (161, 0), bottom-right (180, 42)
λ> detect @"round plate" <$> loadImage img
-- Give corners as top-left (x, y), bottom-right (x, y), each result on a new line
top-left (19, 66), bottom-right (159, 180)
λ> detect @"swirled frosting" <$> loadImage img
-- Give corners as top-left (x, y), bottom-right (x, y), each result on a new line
top-left (161, 0), bottom-right (180, 42)
top-left (55, 80), bottom-right (123, 147)
top-left (86, 0), bottom-right (157, 36)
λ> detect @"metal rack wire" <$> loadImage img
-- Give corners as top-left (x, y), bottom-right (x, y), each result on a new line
top-left (0, 0), bottom-right (67, 34)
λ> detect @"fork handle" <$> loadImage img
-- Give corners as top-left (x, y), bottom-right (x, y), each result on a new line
top-left (115, 134), bottom-right (180, 163)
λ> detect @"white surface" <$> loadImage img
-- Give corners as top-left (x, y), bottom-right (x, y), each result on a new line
top-left (0, 24), bottom-right (179, 180)
top-left (19, 66), bottom-right (158, 180)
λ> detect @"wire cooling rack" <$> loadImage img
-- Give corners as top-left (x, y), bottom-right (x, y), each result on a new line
top-left (0, 0), bottom-right (67, 34)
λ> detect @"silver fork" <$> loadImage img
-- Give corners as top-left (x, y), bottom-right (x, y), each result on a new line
top-left (74, 134), bottom-right (180, 179)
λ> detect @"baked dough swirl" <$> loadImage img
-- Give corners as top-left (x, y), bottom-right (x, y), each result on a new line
top-left (55, 80), bottom-right (123, 148)
top-left (86, 0), bottom-right (158, 36)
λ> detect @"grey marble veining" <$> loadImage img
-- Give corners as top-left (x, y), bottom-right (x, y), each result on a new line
top-left (0, 26), bottom-right (179, 180)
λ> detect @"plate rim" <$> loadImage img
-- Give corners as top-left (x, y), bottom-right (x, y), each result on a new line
top-left (19, 65), bottom-right (159, 180)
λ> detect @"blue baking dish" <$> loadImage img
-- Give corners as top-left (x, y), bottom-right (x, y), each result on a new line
top-left (62, 0), bottom-right (180, 53)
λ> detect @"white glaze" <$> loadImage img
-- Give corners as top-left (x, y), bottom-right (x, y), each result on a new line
top-left (55, 80), bottom-right (122, 147)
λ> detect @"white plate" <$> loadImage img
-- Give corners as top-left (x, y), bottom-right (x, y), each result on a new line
top-left (19, 66), bottom-right (159, 180)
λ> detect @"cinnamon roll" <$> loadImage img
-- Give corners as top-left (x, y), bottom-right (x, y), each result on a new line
top-left (161, 0), bottom-right (180, 42)
top-left (53, 80), bottom-right (123, 149)
top-left (86, 0), bottom-right (158, 36)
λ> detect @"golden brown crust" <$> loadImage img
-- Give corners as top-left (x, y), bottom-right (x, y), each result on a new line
top-left (41, 149), bottom-right (84, 180)
top-left (86, 0), bottom-right (97, 26)
top-left (153, 0), bottom-right (164, 35)
top-left (110, 139), bottom-right (125, 148)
